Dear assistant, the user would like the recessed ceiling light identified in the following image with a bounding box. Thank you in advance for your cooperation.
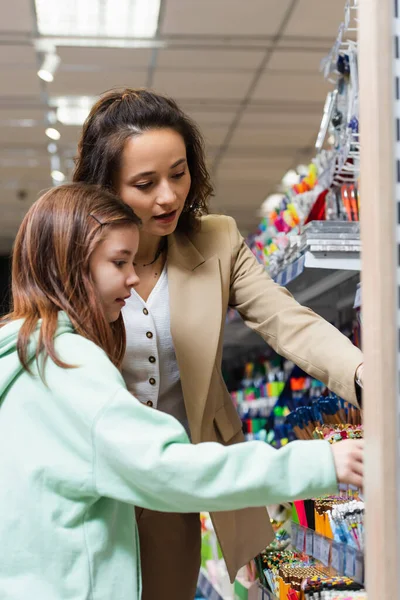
[35,0,161,39]
[51,170,65,183]
[45,127,61,141]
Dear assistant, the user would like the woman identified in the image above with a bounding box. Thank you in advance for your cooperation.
[0,182,363,600]
[73,89,364,599]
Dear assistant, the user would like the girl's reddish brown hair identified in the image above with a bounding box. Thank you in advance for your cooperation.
[0,183,141,372]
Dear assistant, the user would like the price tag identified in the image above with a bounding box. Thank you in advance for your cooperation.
[296,526,305,552]
[313,534,322,561]
[305,530,314,556]
[354,552,364,583]
[320,536,331,567]
[291,523,298,547]
[331,541,340,572]
[345,547,356,578]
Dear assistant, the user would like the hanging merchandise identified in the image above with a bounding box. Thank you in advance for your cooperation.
[249,1,360,282]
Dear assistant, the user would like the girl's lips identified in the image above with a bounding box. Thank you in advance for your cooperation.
[153,210,177,224]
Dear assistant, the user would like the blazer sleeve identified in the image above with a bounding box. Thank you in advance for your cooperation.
[93,387,338,512]
[226,217,363,405]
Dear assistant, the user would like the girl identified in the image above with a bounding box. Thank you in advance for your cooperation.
[73,88,364,600]
[0,183,363,600]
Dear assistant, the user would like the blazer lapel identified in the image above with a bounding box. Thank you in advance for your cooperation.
[168,231,222,441]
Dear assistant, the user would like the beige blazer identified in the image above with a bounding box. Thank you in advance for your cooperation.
[167,214,363,581]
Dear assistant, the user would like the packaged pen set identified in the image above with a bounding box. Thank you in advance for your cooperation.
[255,548,365,600]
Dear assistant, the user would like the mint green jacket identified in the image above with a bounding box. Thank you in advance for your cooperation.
[0,313,338,599]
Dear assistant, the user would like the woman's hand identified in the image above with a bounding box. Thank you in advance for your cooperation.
[331,439,364,489]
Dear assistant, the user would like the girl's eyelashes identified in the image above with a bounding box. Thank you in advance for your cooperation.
[113,260,126,268]
[172,171,185,179]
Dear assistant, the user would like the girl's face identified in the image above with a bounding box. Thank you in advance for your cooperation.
[90,224,140,322]
[117,128,191,237]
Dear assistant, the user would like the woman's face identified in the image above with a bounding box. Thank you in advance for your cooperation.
[117,128,191,237]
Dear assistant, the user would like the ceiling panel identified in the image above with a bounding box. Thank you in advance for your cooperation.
[217,156,293,180]
[0,126,80,147]
[0,0,34,32]
[229,126,317,149]
[267,50,325,72]
[156,49,265,70]
[0,165,50,181]
[0,108,46,122]
[252,72,331,103]
[49,70,148,97]
[0,45,37,66]
[58,47,152,69]
[152,70,254,100]
[214,180,270,205]
[161,0,292,35]
[277,37,332,50]
[0,70,42,97]
[185,110,236,128]
[201,125,231,146]
[284,0,347,37]
[0,126,48,144]
[240,110,321,129]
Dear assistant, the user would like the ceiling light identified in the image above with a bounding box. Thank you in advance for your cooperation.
[45,127,61,140]
[37,52,61,82]
[57,106,90,126]
[51,170,65,183]
[47,143,58,154]
[53,96,94,126]
[35,0,161,39]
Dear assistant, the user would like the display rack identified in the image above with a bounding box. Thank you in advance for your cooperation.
[275,250,360,307]
[290,523,364,585]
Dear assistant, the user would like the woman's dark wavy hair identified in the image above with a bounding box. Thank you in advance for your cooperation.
[73,88,213,231]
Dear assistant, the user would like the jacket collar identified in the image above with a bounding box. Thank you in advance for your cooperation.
[167,229,205,272]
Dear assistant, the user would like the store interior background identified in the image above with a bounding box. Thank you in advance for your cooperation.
[0,0,354,347]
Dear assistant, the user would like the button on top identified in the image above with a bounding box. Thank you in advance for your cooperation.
[146,400,153,407]
[146,331,153,339]
[149,356,156,364]
[143,308,149,315]
[149,377,156,385]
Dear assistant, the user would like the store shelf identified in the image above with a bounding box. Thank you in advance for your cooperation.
[274,251,360,287]
[291,523,364,584]
[274,251,360,307]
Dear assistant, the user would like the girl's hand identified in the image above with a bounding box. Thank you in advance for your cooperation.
[331,439,364,489]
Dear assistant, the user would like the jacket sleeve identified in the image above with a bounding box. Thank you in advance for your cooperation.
[93,387,338,512]
[226,217,363,405]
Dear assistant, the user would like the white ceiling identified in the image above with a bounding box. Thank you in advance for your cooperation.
[0,0,347,253]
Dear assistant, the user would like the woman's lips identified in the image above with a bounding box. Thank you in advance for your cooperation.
[153,210,177,224]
